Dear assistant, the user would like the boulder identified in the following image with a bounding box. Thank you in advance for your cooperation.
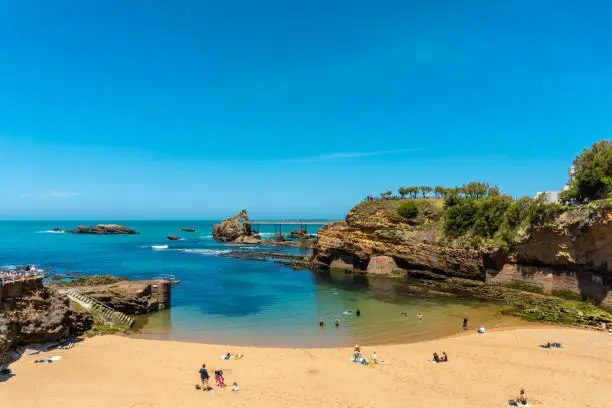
[180,228,196,232]
[366,256,399,275]
[66,224,139,235]
[167,235,180,241]
[212,210,253,242]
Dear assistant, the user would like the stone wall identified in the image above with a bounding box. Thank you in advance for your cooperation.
[486,264,611,308]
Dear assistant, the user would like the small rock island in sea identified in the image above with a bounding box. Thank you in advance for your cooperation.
[212,209,261,244]
[65,224,139,235]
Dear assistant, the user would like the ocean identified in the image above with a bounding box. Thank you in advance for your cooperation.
[0,221,519,346]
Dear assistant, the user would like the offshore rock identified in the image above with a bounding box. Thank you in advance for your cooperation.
[167,235,180,241]
[66,224,139,235]
[212,210,253,242]
[180,228,196,232]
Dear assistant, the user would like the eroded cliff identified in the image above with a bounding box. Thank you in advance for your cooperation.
[311,199,612,307]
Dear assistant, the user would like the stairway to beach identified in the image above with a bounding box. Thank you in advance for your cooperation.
[64,290,135,327]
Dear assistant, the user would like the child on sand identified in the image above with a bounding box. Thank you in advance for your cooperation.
[231,382,239,391]
[417,312,423,320]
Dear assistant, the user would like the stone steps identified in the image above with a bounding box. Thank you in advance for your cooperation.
[65,290,134,327]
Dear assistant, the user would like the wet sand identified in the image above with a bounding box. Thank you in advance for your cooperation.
[2,328,611,408]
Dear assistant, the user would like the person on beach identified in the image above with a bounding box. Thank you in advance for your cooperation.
[432,352,440,363]
[231,382,239,391]
[335,318,340,327]
[478,325,485,334]
[199,364,210,391]
[223,353,233,360]
[353,344,361,360]
[417,312,423,320]
[214,370,225,387]
[517,389,527,405]
[462,318,468,330]
[440,352,448,362]
[356,309,361,317]
[372,352,377,364]
[319,319,324,328]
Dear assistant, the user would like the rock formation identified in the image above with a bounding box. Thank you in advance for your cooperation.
[66,224,139,235]
[180,228,196,232]
[311,200,612,308]
[60,278,173,315]
[212,210,254,242]
[167,235,180,241]
[0,287,92,365]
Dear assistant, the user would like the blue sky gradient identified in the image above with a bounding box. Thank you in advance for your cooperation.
[1,0,610,219]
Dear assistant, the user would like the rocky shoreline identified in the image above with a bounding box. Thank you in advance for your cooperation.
[309,199,612,309]
[1,274,173,365]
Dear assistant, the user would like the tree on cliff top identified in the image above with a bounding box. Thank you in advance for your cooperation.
[563,140,612,201]
[419,186,432,197]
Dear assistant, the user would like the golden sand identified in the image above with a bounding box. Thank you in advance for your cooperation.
[2,328,611,408]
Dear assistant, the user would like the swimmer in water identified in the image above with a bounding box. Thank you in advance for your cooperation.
[417,312,423,320]
[319,319,324,328]
[356,309,361,317]
[343,310,352,315]
[335,318,340,327]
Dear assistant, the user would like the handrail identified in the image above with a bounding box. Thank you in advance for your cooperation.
[66,290,134,326]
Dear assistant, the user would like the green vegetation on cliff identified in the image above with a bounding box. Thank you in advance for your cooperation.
[444,195,566,248]
[561,140,612,202]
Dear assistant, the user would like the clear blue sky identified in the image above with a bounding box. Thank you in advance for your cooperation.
[1,0,610,219]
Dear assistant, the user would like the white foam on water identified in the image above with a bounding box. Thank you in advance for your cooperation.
[258,233,275,238]
[35,230,65,234]
[200,235,213,239]
[152,245,169,250]
[176,249,231,256]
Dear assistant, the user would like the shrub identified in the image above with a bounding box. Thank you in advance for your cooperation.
[397,201,418,220]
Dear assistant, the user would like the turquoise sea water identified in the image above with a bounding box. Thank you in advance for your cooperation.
[0,221,520,347]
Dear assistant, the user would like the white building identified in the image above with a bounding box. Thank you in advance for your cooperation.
[535,191,560,204]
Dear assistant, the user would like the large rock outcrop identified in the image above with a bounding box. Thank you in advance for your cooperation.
[0,287,92,365]
[311,203,483,279]
[212,210,254,242]
[65,279,172,315]
[66,224,139,235]
[311,200,612,308]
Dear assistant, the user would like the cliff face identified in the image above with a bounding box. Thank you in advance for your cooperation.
[311,202,483,279]
[311,200,612,307]
[486,206,612,307]
[0,287,92,365]
[212,210,253,242]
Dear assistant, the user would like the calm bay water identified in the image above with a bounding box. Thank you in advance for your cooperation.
[0,221,520,347]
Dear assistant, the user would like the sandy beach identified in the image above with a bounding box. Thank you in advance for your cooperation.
[2,328,610,408]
